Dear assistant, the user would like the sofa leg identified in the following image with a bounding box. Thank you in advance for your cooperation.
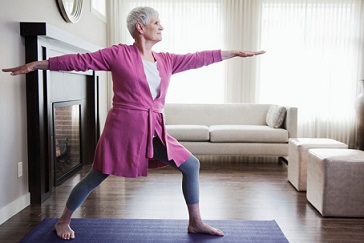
[279,157,288,164]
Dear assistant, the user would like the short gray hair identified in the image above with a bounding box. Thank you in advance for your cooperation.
[127,7,159,38]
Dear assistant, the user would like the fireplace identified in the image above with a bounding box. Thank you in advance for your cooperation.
[21,23,101,204]
[53,101,83,185]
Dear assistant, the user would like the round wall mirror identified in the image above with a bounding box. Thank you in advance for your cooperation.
[57,0,83,23]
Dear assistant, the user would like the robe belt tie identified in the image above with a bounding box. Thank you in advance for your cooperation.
[113,103,163,159]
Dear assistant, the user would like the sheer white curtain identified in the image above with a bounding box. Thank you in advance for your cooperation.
[108,0,225,104]
[223,0,263,103]
[257,0,364,147]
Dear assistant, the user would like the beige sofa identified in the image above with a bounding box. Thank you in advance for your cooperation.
[164,103,298,157]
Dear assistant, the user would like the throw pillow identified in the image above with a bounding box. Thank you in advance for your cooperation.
[266,105,286,128]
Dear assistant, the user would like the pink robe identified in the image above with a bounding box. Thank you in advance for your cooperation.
[49,43,222,177]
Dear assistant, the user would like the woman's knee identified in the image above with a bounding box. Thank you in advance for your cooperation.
[180,155,200,173]
[190,155,200,169]
[82,168,109,189]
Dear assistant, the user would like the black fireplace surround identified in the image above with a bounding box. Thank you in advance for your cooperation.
[21,22,101,204]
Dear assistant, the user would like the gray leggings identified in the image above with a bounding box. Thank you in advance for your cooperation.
[66,137,200,211]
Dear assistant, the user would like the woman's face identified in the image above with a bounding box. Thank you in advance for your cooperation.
[142,15,164,42]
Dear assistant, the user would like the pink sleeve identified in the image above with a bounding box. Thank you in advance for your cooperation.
[169,50,223,74]
[48,45,120,72]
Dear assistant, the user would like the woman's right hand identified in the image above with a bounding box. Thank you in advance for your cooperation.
[2,60,49,76]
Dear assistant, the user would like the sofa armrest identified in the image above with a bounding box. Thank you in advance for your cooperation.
[282,106,298,138]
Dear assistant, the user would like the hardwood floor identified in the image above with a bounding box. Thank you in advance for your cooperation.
[1,159,363,242]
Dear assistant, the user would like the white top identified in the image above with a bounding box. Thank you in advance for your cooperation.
[142,60,161,100]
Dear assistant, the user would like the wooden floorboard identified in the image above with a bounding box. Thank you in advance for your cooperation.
[1,160,363,242]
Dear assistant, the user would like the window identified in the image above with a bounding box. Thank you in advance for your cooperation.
[258,0,363,143]
[91,0,106,22]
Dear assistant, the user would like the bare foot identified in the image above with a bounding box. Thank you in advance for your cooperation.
[55,221,75,240]
[188,222,224,236]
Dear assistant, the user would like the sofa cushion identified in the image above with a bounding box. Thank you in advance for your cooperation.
[166,125,209,141]
[164,103,270,126]
[266,105,286,128]
[209,125,289,143]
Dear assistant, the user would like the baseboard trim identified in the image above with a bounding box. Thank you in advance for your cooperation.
[0,193,30,225]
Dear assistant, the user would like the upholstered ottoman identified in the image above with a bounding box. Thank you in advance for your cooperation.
[307,149,364,217]
[288,138,348,191]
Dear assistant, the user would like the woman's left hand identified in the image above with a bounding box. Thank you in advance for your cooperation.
[221,50,266,60]
[237,50,266,57]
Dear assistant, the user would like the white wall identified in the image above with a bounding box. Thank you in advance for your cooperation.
[0,0,108,224]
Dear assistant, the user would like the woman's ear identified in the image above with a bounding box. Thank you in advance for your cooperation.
[136,22,144,34]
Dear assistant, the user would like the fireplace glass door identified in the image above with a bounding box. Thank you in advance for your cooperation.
[53,101,82,185]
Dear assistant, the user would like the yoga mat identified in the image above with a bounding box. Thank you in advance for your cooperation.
[20,218,289,243]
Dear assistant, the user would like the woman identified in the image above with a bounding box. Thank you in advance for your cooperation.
[3,7,265,240]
